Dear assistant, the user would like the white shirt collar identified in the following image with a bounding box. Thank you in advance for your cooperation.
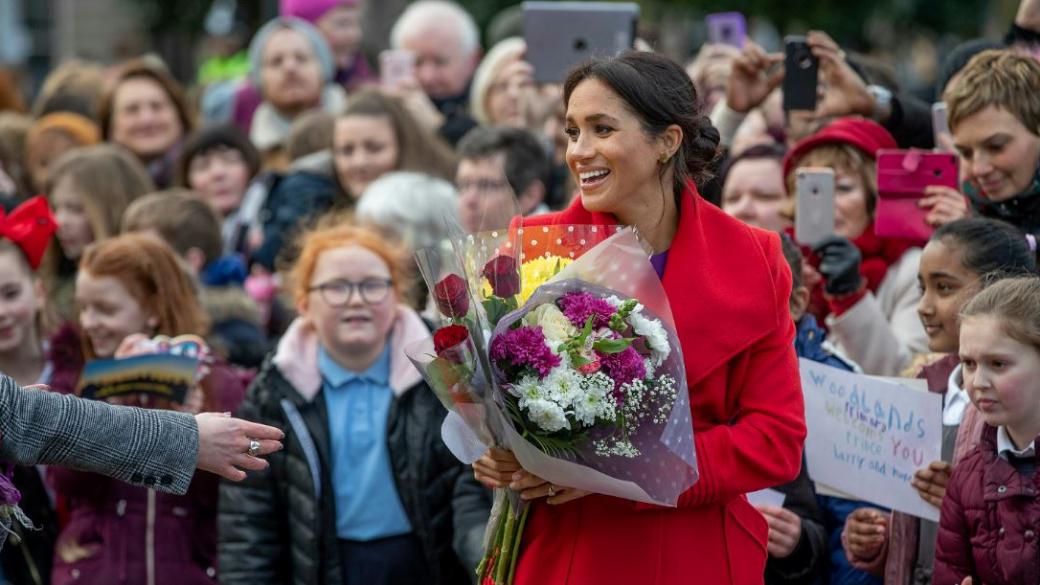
[996,425,1036,459]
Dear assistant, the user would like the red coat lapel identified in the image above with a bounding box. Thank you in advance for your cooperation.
[519,184,788,387]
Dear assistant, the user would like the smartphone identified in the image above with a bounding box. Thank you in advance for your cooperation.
[706,12,746,48]
[795,167,835,246]
[379,49,416,88]
[931,102,954,153]
[783,36,819,111]
[875,149,959,240]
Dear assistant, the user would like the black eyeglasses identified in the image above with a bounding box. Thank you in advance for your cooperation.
[308,278,393,306]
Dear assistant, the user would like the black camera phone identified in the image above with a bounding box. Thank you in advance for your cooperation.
[783,35,819,111]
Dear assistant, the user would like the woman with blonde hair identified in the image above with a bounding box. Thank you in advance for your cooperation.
[469,37,537,128]
[47,233,245,585]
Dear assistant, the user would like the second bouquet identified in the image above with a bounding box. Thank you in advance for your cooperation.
[407,225,698,585]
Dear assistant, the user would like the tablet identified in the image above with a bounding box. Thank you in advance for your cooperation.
[523,1,639,84]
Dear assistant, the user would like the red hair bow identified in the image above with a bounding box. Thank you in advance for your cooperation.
[0,196,58,270]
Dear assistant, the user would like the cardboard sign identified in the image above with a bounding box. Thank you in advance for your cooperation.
[800,359,943,521]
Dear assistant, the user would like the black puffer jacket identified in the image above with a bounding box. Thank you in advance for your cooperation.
[218,316,490,585]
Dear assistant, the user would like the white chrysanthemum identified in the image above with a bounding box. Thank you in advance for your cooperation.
[629,310,671,365]
[523,303,578,349]
[512,374,543,401]
[543,366,584,408]
[605,295,624,308]
[524,398,570,433]
[573,372,616,426]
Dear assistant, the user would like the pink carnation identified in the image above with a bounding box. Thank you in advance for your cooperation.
[490,326,561,378]
[601,346,647,394]
[558,292,616,329]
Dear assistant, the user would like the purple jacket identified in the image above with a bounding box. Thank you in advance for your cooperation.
[47,326,245,585]
[933,424,1040,585]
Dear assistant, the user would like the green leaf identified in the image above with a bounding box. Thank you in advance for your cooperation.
[593,338,634,354]
[483,297,513,326]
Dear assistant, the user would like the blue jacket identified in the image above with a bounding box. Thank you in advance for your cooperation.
[795,316,883,585]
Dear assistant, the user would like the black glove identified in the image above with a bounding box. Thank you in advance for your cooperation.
[813,235,863,295]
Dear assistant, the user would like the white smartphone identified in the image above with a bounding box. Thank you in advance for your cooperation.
[795,167,835,246]
[379,50,416,87]
[932,102,954,153]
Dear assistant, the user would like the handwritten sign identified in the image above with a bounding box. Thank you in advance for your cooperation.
[800,359,942,521]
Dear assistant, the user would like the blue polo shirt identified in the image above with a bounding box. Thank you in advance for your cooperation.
[318,345,412,541]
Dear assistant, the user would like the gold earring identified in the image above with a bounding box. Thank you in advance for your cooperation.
[659,153,670,164]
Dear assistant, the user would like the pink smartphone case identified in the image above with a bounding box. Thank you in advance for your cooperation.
[875,149,959,241]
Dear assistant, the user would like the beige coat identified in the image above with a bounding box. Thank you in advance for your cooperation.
[827,248,928,376]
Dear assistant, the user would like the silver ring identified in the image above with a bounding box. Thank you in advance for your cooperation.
[547,484,555,497]
[247,439,261,457]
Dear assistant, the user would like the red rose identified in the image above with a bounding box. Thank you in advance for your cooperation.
[434,324,470,362]
[433,274,469,319]
[482,255,521,298]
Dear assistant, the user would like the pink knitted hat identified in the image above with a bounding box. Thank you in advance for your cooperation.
[279,0,357,24]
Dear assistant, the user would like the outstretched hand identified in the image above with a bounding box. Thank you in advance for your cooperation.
[195,412,284,482]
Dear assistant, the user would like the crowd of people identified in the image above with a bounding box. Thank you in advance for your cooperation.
[1,0,1040,583]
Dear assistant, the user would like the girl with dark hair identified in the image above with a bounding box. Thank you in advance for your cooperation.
[473,50,806,585]
[844,217,1036,584]
[177,124,263,255]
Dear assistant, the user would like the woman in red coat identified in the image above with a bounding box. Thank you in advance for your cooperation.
[473,51,806,584]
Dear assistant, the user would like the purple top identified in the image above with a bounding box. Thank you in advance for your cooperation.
[650,250,669,279]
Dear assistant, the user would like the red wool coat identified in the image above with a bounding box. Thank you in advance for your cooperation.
[511,184,806,585]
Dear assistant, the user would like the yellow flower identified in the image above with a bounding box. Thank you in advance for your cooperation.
[481,255,573,304]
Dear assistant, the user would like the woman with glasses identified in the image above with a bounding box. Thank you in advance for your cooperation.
[218,219,490,585]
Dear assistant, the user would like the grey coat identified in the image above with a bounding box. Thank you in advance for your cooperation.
[0,374,198,494]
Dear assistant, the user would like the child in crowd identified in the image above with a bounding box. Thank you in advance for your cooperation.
[771,234,877,585]
[41,144,154,322]
[934,276,1040,585]
[0,197,58,584]
[122,190,269,369]
[844,218,1036,583]
[176,124,262,256]
[47,234,245,585]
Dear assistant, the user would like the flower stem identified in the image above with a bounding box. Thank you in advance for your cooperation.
[495,499,518,583]
[506,504,530,584]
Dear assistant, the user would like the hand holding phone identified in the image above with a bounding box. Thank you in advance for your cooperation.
[875,149,959,239]
[795,167,835,246]
[783,36,819,111]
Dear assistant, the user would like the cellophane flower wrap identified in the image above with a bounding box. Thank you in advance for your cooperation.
[407,226,698,585]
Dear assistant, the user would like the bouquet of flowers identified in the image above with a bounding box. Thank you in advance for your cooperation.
[407,226,698,585]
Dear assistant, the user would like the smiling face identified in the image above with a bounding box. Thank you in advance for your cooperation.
[333,114,400,198]
[300,245,397,365]
[110,77,184,161]
[0,248,42,356]
[75,270,155,358]
[260,27,324,116]
[917,238,980,353]
[564,78,678,222]
[721,157,790,232]
[960,314,1040,445]
[51,176,95,262]
[953,105,1040,202]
